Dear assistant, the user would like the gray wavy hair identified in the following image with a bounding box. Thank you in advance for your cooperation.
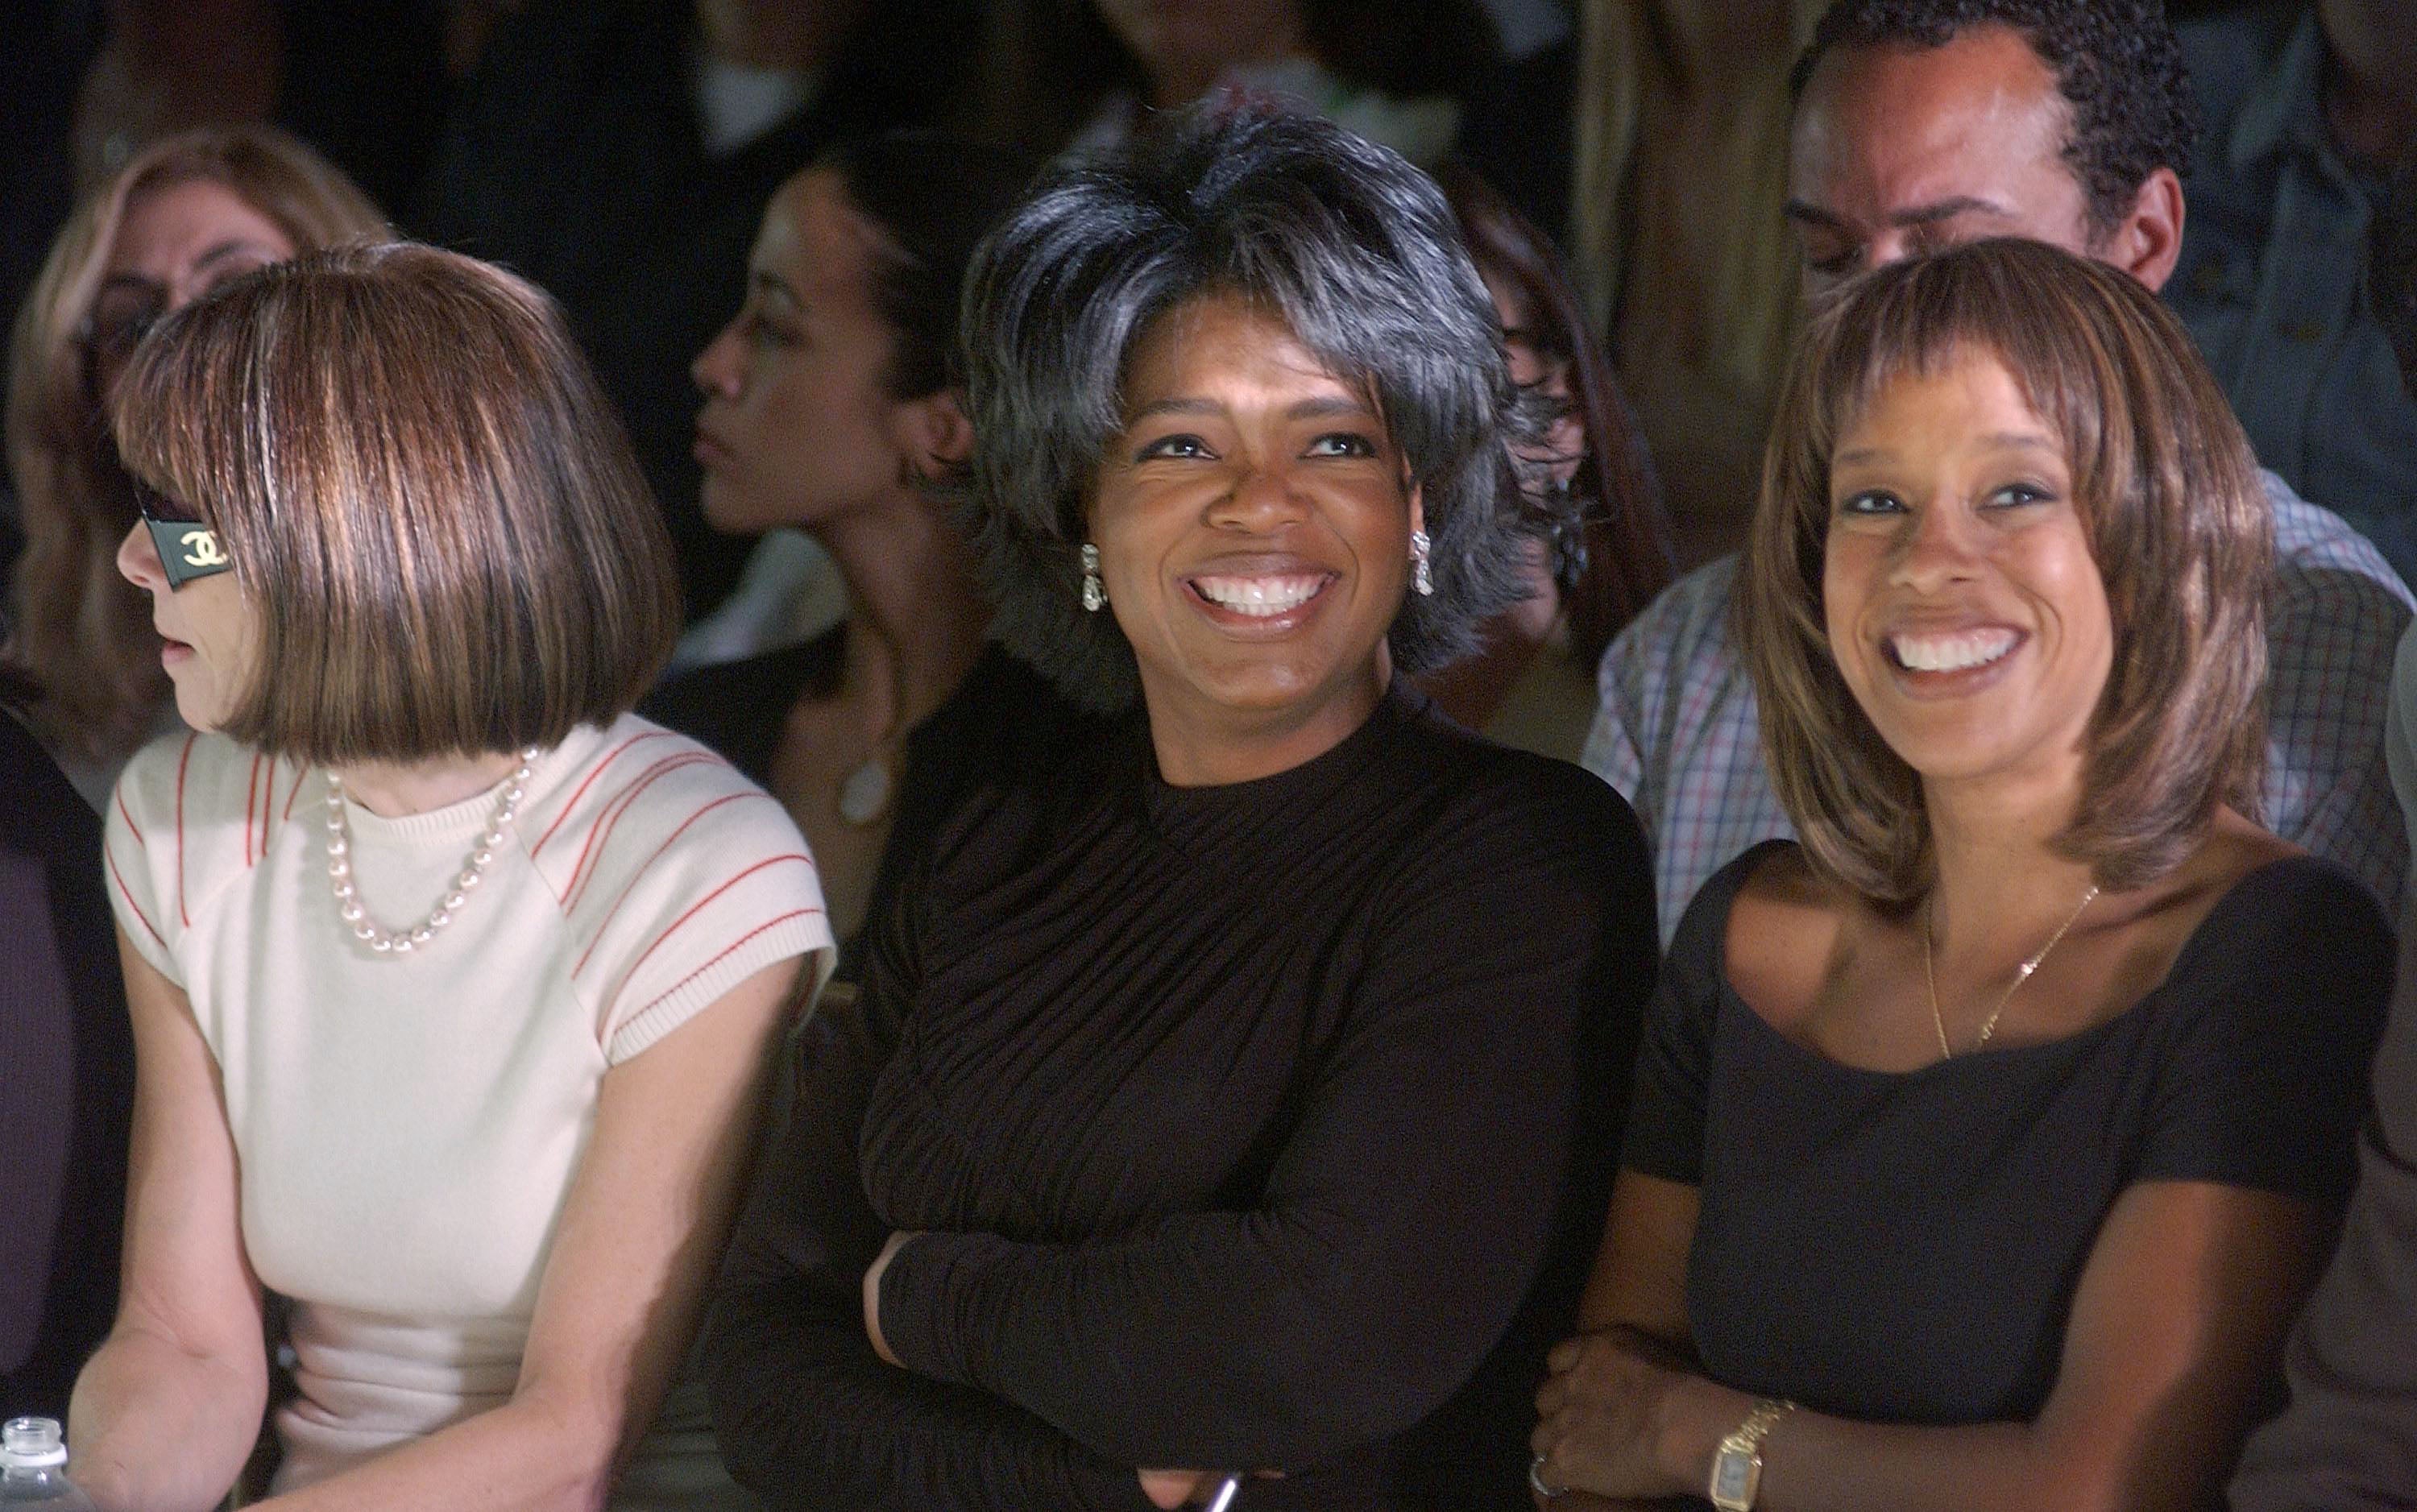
[957,104,1539,713]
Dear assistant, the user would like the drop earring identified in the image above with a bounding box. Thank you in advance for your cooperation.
[1080,542,1106,611]
[1409,529,1433,596]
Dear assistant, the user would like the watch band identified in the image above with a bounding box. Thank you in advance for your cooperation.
[1707,1398,1796,1511]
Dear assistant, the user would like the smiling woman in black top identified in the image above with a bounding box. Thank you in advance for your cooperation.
[702,106,1658,1511]
[1529,240,2393,1512]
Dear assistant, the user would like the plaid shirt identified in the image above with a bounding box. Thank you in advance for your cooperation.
[1585,472,2415,942]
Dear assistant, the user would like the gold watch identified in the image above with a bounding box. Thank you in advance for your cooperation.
[1707,1398,1795,1511]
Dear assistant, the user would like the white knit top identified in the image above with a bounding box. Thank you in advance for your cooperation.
[105,715,831,1502]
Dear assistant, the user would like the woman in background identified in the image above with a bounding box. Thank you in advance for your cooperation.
[4,125,385,803]
[1419,160,1674,760]
[647,131,1075,962]
[73,243,829,1512]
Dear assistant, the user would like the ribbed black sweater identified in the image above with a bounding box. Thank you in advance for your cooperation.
[705,684,1657,1510]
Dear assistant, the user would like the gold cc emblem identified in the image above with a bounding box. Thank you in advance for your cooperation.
[179,528,227,569]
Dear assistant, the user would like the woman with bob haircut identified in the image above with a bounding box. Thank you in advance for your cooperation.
[73,242,833,1512]
[5,124,388,803]
[705,105,1657,1510]
[1529,238,2393,1512]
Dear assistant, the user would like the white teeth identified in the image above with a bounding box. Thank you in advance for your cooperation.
[1891,628,2017,673]
[1195,574,1323,616]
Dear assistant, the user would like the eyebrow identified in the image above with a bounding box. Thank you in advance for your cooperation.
[1127,395,1375,424]
[1833,431,2061,467]
[93,272,160,300]
[746,269,799,305]
[1783,196,2015,230]
[189,238,279,271]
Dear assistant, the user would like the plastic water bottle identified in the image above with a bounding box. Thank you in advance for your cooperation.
[0,1419,97,1508]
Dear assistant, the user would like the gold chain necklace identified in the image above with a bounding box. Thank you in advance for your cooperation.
[1922,883,2100,1058]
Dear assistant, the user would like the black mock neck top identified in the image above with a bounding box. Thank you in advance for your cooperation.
[707,683,1658,1510]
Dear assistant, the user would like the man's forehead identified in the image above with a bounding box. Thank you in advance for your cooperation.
[1788,26,2077,217]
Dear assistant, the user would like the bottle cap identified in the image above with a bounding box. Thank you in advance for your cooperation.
[0,1417,68,1469]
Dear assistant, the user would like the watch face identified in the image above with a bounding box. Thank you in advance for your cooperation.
[1711,1448,1760,1510]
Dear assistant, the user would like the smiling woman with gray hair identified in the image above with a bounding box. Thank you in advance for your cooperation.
[704,104,1658,1511]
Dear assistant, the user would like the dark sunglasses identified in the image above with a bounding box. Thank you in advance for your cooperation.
[131,477,232,590]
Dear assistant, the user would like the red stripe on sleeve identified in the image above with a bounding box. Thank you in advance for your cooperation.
[115,789,145,847]
[570,792,793,976]
[108,845,168,953]
[174,734,197,928]
[283,764,305,822]
[599,854,816,1004]
[624,908,824,1029]
[243,753,261,868]
[560,752,720,910]
[531,731,675,857]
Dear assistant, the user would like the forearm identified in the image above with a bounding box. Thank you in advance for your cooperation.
[879,954,1631,1468]
[1635,1377,2177,1512]
[709,1279,1152,1512]
[70,1325,266,1512]
[1726,1407,2112,1512]
[878,1217,1356,1465]
[244,1392,619,1512]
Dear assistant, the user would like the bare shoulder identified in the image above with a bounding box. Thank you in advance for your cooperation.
[1726,845,1851,1022]
[2146,809,2305,926]
[2096,810,2309,1001]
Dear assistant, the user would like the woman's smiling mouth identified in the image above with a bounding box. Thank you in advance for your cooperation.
[1189,573,1333,618]
[1887,626,2020,673]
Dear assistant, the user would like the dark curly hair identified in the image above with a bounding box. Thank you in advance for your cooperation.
[1789,0,2197,241]
[958,104,1536,714]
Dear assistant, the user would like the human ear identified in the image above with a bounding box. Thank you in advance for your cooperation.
[895,389,974,482]
[2105,167,2186,293]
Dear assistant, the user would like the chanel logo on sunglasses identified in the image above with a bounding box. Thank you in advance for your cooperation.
[178,528,227,569]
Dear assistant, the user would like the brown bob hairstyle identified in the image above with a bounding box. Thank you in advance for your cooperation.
[110,242,681,767]
[1739,237,2269,905]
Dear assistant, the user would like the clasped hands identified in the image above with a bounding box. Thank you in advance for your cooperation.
[860,1231,1267,1510]
[1532,1324,1739,1507]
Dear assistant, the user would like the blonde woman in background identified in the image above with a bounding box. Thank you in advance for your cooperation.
[4,124,384,804]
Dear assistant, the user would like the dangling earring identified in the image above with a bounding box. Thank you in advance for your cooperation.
[1409,528,1434,597]
[1080,542,1106,612]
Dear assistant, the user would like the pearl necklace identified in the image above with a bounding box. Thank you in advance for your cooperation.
[324,748,539,955]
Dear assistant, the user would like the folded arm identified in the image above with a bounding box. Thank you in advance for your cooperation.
[704,991,1159,1512]
[1539,1170,2327,1512]
[873,810,1650,1471]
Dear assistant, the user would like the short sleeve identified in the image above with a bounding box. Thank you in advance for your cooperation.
[102,735,199,986]
[1620,843,1775,1183]
[2135,859,2394,1210]
[558,739,835,1063]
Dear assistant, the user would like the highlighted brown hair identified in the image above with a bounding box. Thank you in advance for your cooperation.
[1739,238,2267,903]
[110,242,679,765]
